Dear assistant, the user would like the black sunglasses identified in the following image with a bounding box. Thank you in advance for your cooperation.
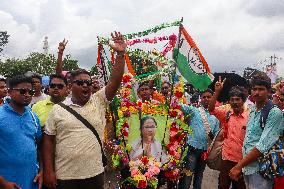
[50,83,65,89]
[12,88,35,96]
[72,80,92,86]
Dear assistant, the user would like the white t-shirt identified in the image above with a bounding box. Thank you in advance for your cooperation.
[45,88,109,180]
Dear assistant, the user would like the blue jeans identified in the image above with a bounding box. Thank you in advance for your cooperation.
[244,173,273,189]
[178,146,206,189]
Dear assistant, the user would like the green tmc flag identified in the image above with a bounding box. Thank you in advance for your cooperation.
[174,25,214,91]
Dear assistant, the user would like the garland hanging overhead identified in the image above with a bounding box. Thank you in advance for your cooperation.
[126,34,177,46]
[98,20,182,45]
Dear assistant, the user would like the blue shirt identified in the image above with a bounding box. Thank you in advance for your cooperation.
[0,101,42,189]
[243,105,283,175]
[182,105,220,150]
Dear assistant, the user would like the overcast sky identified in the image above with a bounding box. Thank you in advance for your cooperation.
[0,0,283,77]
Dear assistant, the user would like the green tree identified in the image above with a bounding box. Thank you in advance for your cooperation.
[0,31,9,53]
[0,58,31,77]
[0,52,79,77]
[90,65,99,76]
[25,52,56,75]
[62,54,79,71]
[129,49,158,75]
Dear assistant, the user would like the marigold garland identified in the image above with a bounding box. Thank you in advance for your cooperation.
[112,74,192,184]
[162,81,191,181]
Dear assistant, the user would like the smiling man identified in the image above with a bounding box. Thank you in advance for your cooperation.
[209,77,249,189]
[42,32,126,189]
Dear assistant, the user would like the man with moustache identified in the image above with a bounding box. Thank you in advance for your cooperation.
[209,77,249,189]
[229,74,283,189]
[32,74,68,129]
[0,75,42,189]
[43,32,126,189]
[161,81,171,99]
[137,81,152,102]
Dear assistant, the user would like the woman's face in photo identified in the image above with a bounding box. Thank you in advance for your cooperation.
[142,118,157,139]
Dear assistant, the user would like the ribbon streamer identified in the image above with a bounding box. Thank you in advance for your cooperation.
[98,20,182,44]
[126,34,177,46]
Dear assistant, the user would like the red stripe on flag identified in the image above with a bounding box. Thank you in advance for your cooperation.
[125,53,136,76]
[97,44,102,65]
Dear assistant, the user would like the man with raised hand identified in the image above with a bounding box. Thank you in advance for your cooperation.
[55,39,68,75]
[208,76,249,189]
[229,74,283,189]
[43,32,126,189]
[178,89,220,189]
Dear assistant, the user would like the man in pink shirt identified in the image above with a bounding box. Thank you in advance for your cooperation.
[209,77,249,189]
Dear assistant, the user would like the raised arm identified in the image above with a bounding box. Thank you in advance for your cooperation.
[105,32,127,101]
[55,39,68,74]
[208,76,226,112]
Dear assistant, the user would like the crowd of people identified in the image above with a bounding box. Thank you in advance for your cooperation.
[0,31,283,189]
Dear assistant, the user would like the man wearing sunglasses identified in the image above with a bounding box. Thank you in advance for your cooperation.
[43,32,126,189]
[0,75,42,189]
[32,74,68,129]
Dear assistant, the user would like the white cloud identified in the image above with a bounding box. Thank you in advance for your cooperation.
[0,0,283,77]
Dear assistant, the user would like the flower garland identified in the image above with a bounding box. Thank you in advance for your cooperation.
[133,64,174,85]
[162,81,192,181]
[126,48,172,67]
[98,20,182,44]
[112,73,170,171]
[124,156,161,189]
[112,74,192,186]
[111,74,134,169]
[126,34,177,46]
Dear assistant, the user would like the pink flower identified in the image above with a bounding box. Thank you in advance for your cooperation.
[131,168,139,177]
[170,127,178,137]
[121,157,129,164]
[149,166,160,175]
[174,152,181,159]
[144,171,153,178]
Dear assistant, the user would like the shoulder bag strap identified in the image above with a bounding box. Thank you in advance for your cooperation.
[58,103,107,166]
[199,107,214,140]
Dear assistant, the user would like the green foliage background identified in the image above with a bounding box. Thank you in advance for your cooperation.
[0,52,79,77]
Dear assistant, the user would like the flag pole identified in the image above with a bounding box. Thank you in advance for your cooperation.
[97,37,119,144]
[97,37,108,85]
[173,17,183,62]
[160,17,184,162]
